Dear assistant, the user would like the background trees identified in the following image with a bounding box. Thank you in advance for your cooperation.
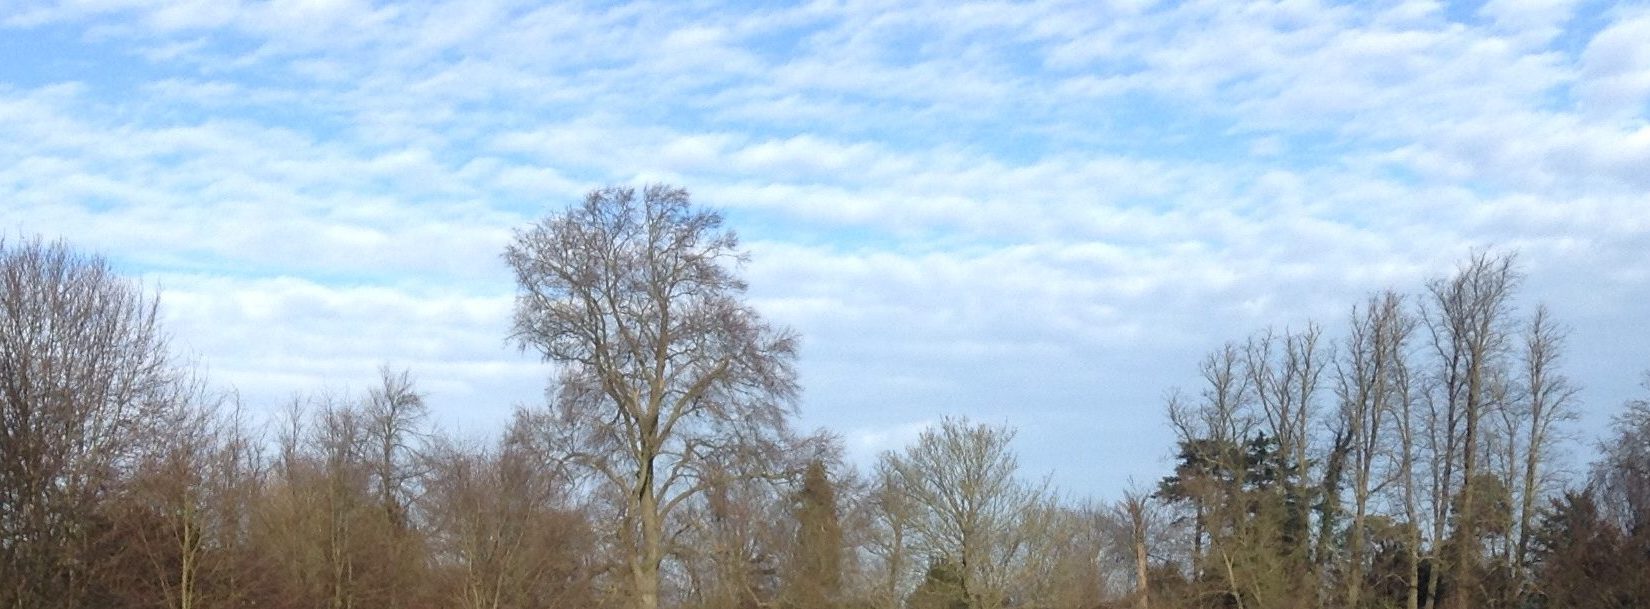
[421,413,595,609]
[1527,381,1650,609]
[5,208,1636,609]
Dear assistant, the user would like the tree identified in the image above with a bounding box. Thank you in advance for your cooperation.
[0,238,193,609]
[1528,383,1650,608]
[1335,291,1414,609]
[1116,489,1157,609]
[1506,306,1577,582]
[1591,375,1650,547]
[505,184,800,609]
[1523,381,1650,608]
[1161,343,1253,589]
[866,459,920,609]
[1161,345,1308,609]
[879,418,1046,609]
[1528,492,1642,609]
[1242,325,1324,598]
[110,394,249,609]
[905,560,970,609]
[1421,252,1519,609]
[362,368,428,609]
[785,460,844,609]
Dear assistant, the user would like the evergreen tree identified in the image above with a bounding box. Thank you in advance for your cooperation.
[785,460,844,609]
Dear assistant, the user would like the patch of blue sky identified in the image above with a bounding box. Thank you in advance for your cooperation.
[1439,0,1491,26]
[3,29,231,104]
[1550,0,1619,56]
[0,26,117,88]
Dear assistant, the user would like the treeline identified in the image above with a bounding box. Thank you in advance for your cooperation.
[1140,253,1650,609]
[3,185,1648,609]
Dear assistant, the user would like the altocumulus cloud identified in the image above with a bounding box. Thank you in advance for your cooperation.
[3,0,1649,495]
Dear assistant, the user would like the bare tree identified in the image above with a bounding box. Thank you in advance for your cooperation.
[1161,344,1255,606]
[1592,374,1650,538]
[1421,251,1519,609]
[114,392,242,609]
[863,460,918,609]
[1508,305,1577,581]
[363,367,428,609]
[0,239,192,609]
[505,185,800,609]
[879,417,1047,609]
[1336,291,1414,608]
[1388,327,1425,609]
[365,367,426,534]
[1243,325,1323,589]
[1116,489,1158,609]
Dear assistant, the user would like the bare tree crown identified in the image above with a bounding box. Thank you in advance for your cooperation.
[504,184,800,609]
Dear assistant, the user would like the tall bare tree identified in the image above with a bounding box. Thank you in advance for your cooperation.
[1388,326,1425,609]
[1507,305,1577,582]
[1160,344,1259,607]
[1336,291,1414,608]
[505,184,800,609]
[362,368,428,609]
[1243,324,1323,589]
[1421,252,1519,609]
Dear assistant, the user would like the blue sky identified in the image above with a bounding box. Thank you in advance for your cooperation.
[5,0,1650,497]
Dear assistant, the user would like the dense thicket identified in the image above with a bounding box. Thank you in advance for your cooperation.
[3,191,1645,609]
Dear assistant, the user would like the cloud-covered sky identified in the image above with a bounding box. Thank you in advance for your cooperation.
[5,0,1649,497]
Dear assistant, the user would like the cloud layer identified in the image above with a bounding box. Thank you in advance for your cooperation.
[4,0,1648,495]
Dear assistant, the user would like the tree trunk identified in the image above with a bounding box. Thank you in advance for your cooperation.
[1406,543,1420,609]
[635,457,662,609]
[1133,535,1150,609]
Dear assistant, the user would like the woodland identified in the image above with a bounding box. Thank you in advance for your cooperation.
[3,184,1648,609]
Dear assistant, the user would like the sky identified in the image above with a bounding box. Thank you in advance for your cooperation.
[4,0,1649,498]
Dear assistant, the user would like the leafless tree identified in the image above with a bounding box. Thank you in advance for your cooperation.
[878,417,1048,609]
[365,367,427,534]
[1163,343,1254,601]
[1507,305,1577,581]
[1243,324,1324,592]
[358,367,429,609]
[505,185,800,609]
[115,391,244,609]
[1335,291,1414,608]
[1421,251,1519,609]
[0,238,193,609]
[863,459,918,609]
[1115,488,1158,609]
[1592,373,1650,536]
[1387,330,1426,609]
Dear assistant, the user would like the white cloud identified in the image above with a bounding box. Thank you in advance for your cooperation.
[3,0,1648,497]
[1577,10,1650,119]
